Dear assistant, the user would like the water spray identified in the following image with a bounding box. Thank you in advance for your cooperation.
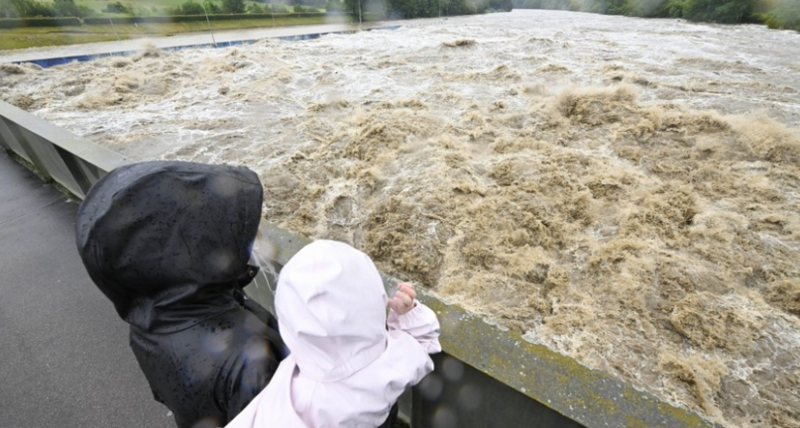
[202,3,217,48]
[108,16,121,42]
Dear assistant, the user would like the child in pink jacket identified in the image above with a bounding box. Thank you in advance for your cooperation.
[225,239,442,428]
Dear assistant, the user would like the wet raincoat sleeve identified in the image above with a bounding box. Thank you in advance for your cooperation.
[225,349,280,422]
[387,300,442,354]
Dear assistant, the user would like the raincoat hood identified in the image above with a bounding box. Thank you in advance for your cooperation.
[75,161,263,333]
[225,239,440,428]
[275,239,388,382]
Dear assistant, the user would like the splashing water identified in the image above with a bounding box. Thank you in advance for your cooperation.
[249,233,280,296]
[3,10,800,428]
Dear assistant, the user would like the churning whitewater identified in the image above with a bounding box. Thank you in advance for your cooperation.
[2,10,800,428]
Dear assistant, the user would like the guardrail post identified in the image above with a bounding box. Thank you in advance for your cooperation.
[0,117,13,152]
[4,120,54,182]
[53,145,101,196]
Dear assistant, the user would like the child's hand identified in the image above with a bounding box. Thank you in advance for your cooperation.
[388,282,417,316]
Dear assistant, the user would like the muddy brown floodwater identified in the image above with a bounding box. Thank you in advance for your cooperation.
[2,10,800,428]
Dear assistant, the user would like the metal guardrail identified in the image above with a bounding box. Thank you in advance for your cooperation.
[1,55,724,428]
[0,101,128,199]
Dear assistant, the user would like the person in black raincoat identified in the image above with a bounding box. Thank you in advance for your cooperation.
[75,161,284,428]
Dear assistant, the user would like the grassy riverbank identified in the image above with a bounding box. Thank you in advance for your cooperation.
[0,15,350,50]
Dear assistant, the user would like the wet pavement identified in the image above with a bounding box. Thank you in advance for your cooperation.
[0,151,175,428]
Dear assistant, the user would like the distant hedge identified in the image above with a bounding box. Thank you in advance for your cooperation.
[84,12,333,25]
[0,16,80,28]
[512,0,799,30]
[1,12,339,28]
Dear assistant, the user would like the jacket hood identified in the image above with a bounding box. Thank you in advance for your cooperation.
[275,240,388,382]
[75,161,263,333]
[226,241,439,428]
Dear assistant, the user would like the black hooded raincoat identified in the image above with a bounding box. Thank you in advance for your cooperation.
[75,161,282,428]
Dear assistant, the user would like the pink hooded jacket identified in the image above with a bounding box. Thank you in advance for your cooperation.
[225,240,441,428]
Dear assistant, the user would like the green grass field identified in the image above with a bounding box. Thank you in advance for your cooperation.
[77,0,303,16]
[0,0,352,51]
[0,14,353,50]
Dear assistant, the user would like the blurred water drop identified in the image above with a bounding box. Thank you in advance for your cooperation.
[209,176,237,197]
[202,328,232,354]
[207,248,234,273]
[242,340,268,362]
[457,384,482,410]
[250,235,279,294]
[432,406,458,428]
[441,356,465,382]
[418,374,444,401]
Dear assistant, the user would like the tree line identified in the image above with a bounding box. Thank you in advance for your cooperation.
[512,0,799,31]
[0,0,511,19]
[1,0,88,18]
[0,0,324,18]
[172,0,321,15]
[377,0,513,18]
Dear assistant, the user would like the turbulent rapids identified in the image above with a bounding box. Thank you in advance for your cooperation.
[2,10,800,428]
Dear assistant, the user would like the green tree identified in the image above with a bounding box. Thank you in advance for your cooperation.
[204,0,222,13]
[222,0,245,13]
[181,0,205,14]
[28,0,54,16]
[683,0,754,22]
[344,0,365,17]
[0,0,21,17]
[2,0,56,16]
[607,0,632,14]
[325,0,344,11]
[628,0,668,15]
[582,0,632,14]
[512,0,575,10]
[247,1,266,12]
[762,0,799,28]
[53,0,80,16]
[489,0,513,11]
[440,0,476,15]
[104,1,130,13]
[386,0,444,18]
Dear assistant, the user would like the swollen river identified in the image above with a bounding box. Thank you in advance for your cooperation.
[2,10,800,428]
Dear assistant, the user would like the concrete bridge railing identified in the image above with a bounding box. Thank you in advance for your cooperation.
[2,74,721,428]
